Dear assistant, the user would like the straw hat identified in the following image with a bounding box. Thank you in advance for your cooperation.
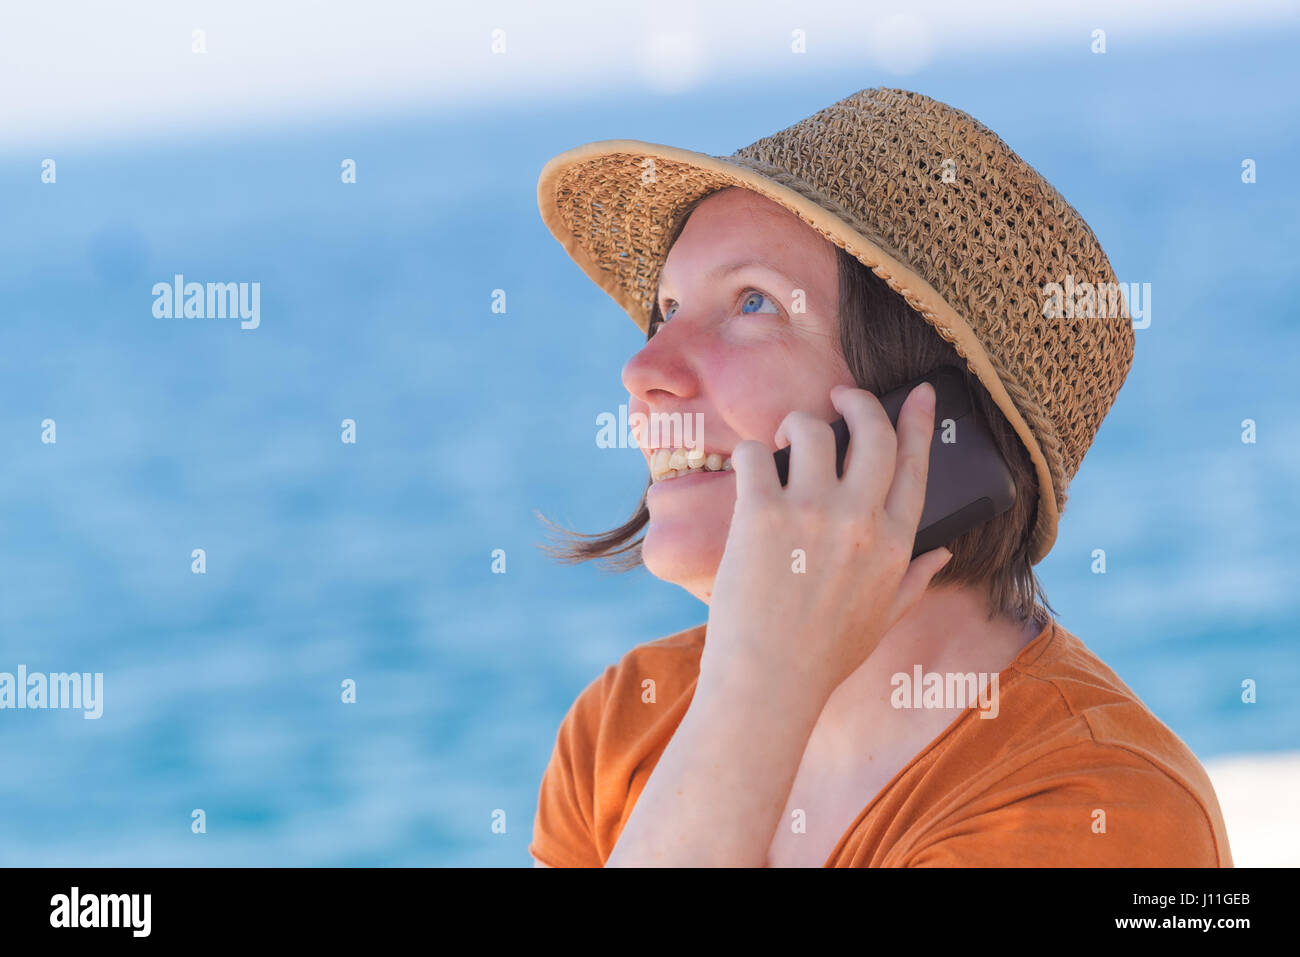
[536,87,1134,564]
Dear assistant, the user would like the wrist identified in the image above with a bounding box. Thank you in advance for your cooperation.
[694,649,831,729]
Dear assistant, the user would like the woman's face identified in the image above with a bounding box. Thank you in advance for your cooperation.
[622,187,855,602]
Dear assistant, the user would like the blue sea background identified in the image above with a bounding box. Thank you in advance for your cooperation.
[1,26,1298,865]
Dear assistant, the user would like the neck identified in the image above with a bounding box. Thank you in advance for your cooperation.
[810,582,1045,761]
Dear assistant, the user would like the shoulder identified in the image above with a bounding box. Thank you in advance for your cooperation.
[905,621,1233,866]
[601,622,707,701]
[1011,622,1225,814]
[566,622,707,759]
[530,623,705,867]
[559,622,705,724]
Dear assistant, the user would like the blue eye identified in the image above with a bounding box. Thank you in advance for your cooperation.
[740,290,780,315]
[655,288,780,325]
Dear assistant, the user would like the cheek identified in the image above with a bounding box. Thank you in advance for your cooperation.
[713,365,845,445]
[705,357,800,444]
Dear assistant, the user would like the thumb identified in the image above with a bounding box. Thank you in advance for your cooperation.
[887,546,954,625]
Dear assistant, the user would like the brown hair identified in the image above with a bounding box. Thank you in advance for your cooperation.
[537,190,1055,624]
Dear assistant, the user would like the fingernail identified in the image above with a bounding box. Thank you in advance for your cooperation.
[918,382,936,411]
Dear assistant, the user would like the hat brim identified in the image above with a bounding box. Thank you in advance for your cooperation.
[537,138,1059,565]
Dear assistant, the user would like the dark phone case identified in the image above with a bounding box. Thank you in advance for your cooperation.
[771,366,1016,559]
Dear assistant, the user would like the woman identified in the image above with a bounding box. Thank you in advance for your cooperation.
[529,88,1232,867]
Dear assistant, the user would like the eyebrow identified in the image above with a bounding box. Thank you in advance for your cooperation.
[655,258,803,304]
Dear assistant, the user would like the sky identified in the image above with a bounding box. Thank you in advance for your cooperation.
[3,0,1298,151]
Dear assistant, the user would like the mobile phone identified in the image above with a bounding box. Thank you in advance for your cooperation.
[771,365,1016,559]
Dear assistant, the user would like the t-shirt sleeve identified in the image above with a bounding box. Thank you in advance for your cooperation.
[529,665,613,868]
[901,742,1226,867]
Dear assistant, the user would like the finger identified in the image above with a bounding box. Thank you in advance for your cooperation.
[828,385,896,504]
[730,438,780,503]
[886,546,954,626]
[773,410,838,491]
[883,382,937,529]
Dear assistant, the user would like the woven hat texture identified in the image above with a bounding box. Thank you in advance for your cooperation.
[537,87,1135,564]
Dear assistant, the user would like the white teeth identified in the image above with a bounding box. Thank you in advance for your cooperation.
[650,448,732,483]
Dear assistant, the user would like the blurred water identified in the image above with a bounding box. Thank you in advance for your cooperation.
[1,27,1298,865]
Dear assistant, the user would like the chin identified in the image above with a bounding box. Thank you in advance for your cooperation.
[641,521,725,590]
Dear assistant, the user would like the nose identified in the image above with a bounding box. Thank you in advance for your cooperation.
[620,320,703,412]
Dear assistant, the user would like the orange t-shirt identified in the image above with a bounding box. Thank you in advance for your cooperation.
[530,617,1233,867]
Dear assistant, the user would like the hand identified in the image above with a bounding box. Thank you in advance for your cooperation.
[698,382,954,706]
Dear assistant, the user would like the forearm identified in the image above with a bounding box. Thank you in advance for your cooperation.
[604,665,826,867]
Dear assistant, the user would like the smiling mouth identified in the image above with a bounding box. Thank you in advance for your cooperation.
[648,447,733,484]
